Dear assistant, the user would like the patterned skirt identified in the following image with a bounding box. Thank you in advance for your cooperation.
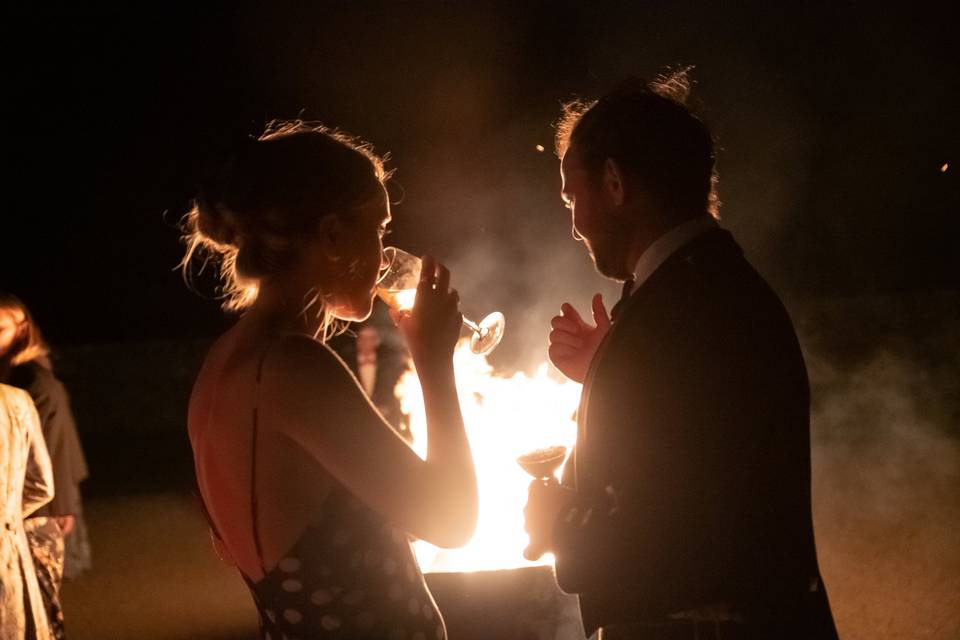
[24,517,65,640]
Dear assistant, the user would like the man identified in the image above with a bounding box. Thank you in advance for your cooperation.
[524,73,838,639]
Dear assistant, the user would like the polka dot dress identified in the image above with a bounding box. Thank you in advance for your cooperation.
[245,488,446,640]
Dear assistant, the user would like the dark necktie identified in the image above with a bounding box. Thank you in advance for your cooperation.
[610,278,635,321]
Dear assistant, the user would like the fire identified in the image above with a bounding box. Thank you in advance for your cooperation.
[395,339,580,573]
[394,289,417,311]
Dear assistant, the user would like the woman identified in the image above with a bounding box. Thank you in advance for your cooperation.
[0,294,90,640]
[0,383,55,640]
[184,121,478,639]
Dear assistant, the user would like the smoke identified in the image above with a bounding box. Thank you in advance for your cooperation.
[799,292,960,639]
[444,220,620,375]
[390,111,622,374]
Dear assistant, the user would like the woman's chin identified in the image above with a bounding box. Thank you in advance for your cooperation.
[331,299,374,323]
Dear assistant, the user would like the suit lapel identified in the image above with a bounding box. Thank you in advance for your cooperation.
[575,293,635,481]
[575,229,738,483]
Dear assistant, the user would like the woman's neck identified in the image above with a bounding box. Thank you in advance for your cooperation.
[246,281,328,338]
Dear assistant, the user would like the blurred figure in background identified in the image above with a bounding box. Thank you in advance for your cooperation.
[0,382,55,639]
[0,294,90,640]
[356,325,382,398]
[329,302,412,443]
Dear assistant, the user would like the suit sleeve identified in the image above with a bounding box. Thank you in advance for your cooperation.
[551,449,691,603]
[553,444,618,593]
[552,472,628,591]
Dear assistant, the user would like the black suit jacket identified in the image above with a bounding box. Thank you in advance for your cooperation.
[554,228,837,638]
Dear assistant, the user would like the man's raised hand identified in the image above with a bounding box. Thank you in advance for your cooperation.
[548,294,611,383]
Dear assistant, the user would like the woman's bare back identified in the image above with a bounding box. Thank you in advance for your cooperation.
[190,293,478,586]
[188,324,335,581]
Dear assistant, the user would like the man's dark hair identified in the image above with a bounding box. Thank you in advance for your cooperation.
[556,68,719,219]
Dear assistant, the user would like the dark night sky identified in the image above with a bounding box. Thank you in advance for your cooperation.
[4,2,958,363]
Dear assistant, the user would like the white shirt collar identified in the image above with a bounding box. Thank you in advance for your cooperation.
[628,215,719,294]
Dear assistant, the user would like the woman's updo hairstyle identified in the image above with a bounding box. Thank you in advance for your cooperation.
[181,120,390,311]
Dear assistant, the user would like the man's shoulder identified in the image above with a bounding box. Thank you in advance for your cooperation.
[644,229,784,310]
[612,229,797,354]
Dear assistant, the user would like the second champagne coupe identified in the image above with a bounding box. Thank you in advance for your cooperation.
[516,445,568,561]
[376,247,506,356]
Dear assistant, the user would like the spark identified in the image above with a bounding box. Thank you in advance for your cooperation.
[941,163,949,173]
[535,144,545,153]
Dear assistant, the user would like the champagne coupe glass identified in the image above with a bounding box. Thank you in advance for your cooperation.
[516,445,568,560]
[376,246,506,356]
[516,445,568,479]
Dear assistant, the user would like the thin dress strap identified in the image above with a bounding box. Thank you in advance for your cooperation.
[250,348,269,575]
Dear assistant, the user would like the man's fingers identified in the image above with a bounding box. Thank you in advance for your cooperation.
[560,302,586,328]
[549,343,578,361]
[549,329,583,348]
[523,546,545,562]
[591,293,611,330]
[550,315,581,334]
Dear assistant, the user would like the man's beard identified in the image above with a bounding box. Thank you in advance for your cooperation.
[584,225,634,282]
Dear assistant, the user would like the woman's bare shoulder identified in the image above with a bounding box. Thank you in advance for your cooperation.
[259,334,360,404]
[266,334,349,372]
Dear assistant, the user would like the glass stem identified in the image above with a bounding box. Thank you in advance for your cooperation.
[462,317,481,334]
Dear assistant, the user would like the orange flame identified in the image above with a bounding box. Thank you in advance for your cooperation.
[396,339,580,573]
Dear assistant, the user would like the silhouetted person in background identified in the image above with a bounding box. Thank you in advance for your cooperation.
[1,293,90,639]
[329,304,413,443]
[524,71,838,639]
[184,121,476,640]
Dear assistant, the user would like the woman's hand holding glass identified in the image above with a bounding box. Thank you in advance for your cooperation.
[378,247,505,355]
[390,255,462,372]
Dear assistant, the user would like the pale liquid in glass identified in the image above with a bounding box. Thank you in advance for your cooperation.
[376,287,417,311]
[376,246,505,355]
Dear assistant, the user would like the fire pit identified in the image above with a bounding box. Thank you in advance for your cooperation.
[395,341,584,638]
[426,567,583,640]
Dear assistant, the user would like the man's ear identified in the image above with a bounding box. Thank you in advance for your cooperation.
[602,158,625,207]
[317,214,343,260]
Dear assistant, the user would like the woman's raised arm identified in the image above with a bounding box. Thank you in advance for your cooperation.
[261,336,477,548]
